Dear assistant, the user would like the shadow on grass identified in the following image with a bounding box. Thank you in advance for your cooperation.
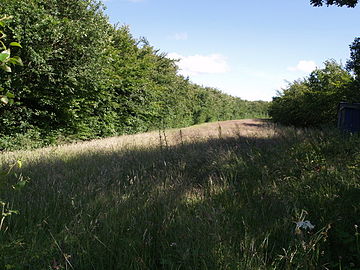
[2,130,360,269]
[241,121,272,129]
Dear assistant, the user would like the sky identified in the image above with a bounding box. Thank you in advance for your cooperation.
[102,0,360,101]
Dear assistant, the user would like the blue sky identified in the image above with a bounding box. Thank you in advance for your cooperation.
[102,0,360,101]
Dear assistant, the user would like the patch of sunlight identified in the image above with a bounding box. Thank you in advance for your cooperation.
[0,119,278,166]
[208,178,229,197]
[182,179,229,206]
[182,188,205,205]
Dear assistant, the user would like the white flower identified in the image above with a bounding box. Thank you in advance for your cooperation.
[295,220,315,230]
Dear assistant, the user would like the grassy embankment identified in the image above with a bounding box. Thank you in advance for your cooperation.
[0,119,359,269]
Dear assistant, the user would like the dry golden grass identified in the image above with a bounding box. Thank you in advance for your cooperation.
[0,119,275,165]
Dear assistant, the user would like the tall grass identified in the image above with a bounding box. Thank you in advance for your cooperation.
[0,120,359,269]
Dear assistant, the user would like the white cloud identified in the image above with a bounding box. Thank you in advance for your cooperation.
[170,32,188,41]
[288,60,317,73]
[167,53,230,76]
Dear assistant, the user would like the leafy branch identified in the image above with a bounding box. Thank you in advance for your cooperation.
[0,15,23,105]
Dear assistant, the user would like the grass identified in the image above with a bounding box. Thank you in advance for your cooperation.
[0,119,359,269]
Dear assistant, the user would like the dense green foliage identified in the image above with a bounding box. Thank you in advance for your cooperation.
[0,22,19,219]
[348,38,360,79]
[0,0,268,150]
[310,0,358,7]
[0,123,359,269]
[269,60,357,127]
[0,15,22,106]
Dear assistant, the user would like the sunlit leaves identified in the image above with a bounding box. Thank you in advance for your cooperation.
[0,16,22,109]
[9,42,21,48]
[0,50,10,62]
[0,96,8,104]
[269,60,354,127]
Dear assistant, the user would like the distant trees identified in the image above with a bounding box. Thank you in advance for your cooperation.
[0,0,268,150]
[269,60,354,126]
[348,38,360,78]
[310,0,358,7]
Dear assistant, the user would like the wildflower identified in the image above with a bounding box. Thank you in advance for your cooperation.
[170,242,177,247]
[295,220,315,230]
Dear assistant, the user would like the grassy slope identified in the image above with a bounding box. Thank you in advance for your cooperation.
[0,119,359,269]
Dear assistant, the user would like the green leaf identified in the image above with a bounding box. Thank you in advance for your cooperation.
[0,96,9,104]
[9,42,22,48]
[1,64,11,72]
[10,56,23,66]
[17,160,22,168]
[6,92,15,98]
[0,52,10,62]
[12,180,27,190]
[0,49,10,54]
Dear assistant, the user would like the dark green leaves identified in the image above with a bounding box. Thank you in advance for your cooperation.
[347,38,360,79]
[12,180,27,190]
[0,1,267,148]
[0,16,22,109]
[310,0,358,7]
[0,91,15,105]
[8,55,23,66]
[269,60,354,127]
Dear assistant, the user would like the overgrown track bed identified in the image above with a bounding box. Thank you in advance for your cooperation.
[1,119,273,163]
[0,120,359,269]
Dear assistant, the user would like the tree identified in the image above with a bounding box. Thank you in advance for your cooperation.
[0,0,113,137]
[269,60,354,127]
[347,38,360,78]
[310,0,358,7]
[310,0,360,98]
[0,0,269,150]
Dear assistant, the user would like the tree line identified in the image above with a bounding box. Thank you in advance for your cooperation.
[269,0,360,127]
[0,0,268,150]
[269,60,358,127]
